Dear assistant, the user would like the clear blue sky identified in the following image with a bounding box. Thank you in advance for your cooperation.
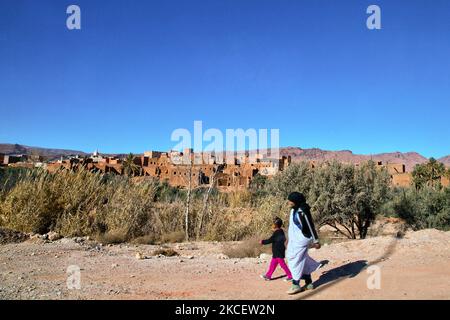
[1,0,449,158]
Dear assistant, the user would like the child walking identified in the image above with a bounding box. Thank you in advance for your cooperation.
[259,217,292,281]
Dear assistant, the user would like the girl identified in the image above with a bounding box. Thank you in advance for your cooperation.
[259,217,292,281]
[286,192,322,294]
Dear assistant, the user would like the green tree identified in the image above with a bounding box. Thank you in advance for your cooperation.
[309,161,391,239]
[412,158,445,189]
[387,186,450,231]
[309,161,356,238]
[267,162,313,198]
[352,161,391,238]
[123,153,140,177]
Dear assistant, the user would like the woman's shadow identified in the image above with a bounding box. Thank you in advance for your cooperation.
[311,260,368,289]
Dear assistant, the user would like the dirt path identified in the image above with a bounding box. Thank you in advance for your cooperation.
[0,229,449,300]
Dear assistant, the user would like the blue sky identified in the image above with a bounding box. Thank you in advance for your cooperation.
[0,0,449,158]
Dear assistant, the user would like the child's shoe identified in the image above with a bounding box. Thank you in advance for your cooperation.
[283,277,293,282]
[260,274,271,281]
[286,284,302,295]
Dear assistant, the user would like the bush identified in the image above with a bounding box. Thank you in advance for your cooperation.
[96,230,127,244]
[412,158,446,189]
[160,230,185,243]
[384,187,450,230]
[266,162,313,198]
[131,234,158,245]
[266,161,392,239]
[222,238,270,258]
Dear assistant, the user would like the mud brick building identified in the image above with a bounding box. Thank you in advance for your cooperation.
[139,148,291,189]
[44,149,291,190]
[0,154,28,166]
[44,150,448,190]
[47,153,123,175]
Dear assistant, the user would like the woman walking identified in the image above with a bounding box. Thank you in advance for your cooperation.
[286,192,322,295]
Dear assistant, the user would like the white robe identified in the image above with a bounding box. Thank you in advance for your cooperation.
[286,208,320,281]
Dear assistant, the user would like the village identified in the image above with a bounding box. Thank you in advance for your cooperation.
[2,148,448,189]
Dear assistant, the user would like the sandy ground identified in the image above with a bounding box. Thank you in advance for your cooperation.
[0,229,449,300]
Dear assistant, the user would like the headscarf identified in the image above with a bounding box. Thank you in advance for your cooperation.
[288,192,309,230]
[288,192,306,210]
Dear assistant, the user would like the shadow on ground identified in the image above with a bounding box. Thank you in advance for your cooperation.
[312,260,368,288]
[296,236,400,299]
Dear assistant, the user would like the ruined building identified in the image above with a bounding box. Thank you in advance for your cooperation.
[139,148,291,190]
[45,149,291,190]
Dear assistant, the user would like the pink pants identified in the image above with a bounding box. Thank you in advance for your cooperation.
[266,258,292,279]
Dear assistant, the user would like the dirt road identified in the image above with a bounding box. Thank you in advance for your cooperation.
[0,229,449,300]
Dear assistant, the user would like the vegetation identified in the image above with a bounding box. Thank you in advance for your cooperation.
[412,158,446,189]
[223,238,270,258]
[384,187,450,231]
[0,158,449,243]
[122,153,140,177]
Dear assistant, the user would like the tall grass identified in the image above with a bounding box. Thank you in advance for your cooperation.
[0,168,276,243]
[0,169,160,239]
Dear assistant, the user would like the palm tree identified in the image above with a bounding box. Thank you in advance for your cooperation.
[123,153,140,177]
[412,158,446,189]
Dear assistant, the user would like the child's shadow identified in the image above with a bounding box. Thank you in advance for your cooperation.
[271,275,288,280]
[312,260,368,289]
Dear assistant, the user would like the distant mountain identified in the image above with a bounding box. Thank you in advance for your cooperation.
[0,143,87,160]
[279,147,433,172]
[438,155,450,167]
[0,143,137,161]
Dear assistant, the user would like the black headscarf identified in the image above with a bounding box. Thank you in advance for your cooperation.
[287,192,306,210]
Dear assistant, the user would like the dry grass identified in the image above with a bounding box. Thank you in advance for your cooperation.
[226,190,253,208]
[95,230,127,244]
[0,169,159,238]
[160,231,185,244]
[222,238,270,258]
[131,234,158,245]
[0,168,289,243]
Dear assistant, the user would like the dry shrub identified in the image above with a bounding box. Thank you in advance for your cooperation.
[0,170,74,233]
[203,207,251,241]
[131,234,158,245]
[152,202,184,235]
[0,168,289,243]
[249,195,290,238]
[226,190,252,208]
[152,248,179,256]
[0,169,159,239]
[222,237,270,258]
[98,179,157,240]
[160,230,185,243]
[96,230,127,244]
